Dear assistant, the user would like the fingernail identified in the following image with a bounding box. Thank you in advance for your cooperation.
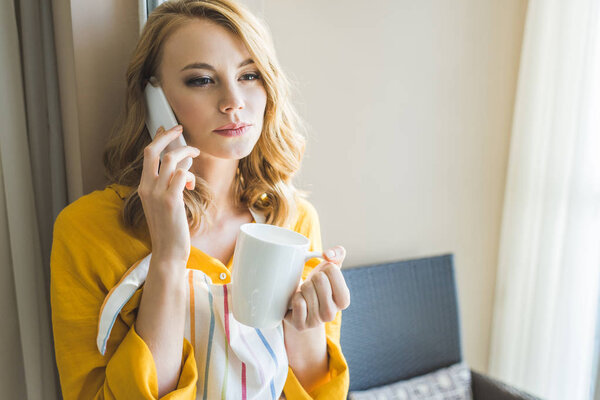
[174,125,183,131]
[326,249,335,258]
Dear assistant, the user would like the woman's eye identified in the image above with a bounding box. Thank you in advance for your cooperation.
[187,77,213,87]
[242,73,261,81]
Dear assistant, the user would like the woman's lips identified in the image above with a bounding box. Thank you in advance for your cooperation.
[214,122,251,130]
[213,125,251,137]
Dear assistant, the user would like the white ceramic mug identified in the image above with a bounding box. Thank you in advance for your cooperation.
[231,223,322,329]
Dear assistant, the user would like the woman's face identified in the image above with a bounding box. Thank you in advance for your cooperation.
[157,18,267,160]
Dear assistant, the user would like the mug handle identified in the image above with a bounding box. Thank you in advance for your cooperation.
[304,251,323,262]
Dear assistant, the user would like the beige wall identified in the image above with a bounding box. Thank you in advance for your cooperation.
[68,0,527,373]
[254,0,528,372]
[69,0,140,194]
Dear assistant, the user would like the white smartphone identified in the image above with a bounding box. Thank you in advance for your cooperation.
[144,77,193,171]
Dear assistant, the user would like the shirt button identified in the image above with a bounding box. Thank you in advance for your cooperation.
[219,272,227,280]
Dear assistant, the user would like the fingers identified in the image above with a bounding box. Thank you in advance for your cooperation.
[300,280,322,328]
[323,245,346,265]
[286,291,307,329]
[284,262,351,330]
[156,145,200,190]
[142,125,183,181]
[320,245,350,308]
[141,124,200,194]
[321,262,351,310]
[167,168,196,195]
[305,245,345,283]
[312,271,337,321]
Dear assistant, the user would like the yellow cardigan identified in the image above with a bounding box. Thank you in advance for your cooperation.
[50,184,349,399]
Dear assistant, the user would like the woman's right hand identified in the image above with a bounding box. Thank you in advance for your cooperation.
[138,125,201,266]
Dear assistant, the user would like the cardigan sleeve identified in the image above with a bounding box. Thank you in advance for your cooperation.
[282,199,350,399]
[50,207,198,399]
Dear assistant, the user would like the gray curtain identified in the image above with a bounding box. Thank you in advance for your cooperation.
[16,0,68,300]
[1,0,68,398]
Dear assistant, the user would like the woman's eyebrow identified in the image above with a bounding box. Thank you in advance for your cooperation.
[180,58,254,72]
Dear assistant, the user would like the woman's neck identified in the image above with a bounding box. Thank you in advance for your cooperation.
[190,154,241,221]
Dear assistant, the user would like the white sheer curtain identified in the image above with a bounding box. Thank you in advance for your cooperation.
[488,0,600,399]
[595,309,600,400]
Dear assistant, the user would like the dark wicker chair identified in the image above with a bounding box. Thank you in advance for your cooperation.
[340,253,542,399]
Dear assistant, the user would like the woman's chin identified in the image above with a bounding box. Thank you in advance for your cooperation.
[205,145,255,161]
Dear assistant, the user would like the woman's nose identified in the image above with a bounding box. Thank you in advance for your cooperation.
[219,84,244,113]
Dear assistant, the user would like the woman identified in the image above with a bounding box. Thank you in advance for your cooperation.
[50,0,350,399]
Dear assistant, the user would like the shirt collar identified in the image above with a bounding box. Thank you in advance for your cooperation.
[187,207,266,272]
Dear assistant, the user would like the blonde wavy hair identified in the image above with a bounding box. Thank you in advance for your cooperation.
[103,0,311,235]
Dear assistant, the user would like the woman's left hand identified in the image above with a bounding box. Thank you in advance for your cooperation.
[284,245,351,330]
